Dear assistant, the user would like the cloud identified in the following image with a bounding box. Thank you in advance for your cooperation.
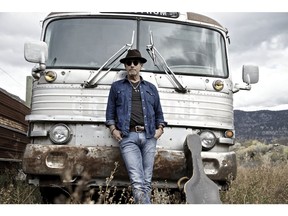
[0,12,46,99]
[209,13,288,51]
[233,65,288,109]
[204,12,288,110]
[0,12,288,111]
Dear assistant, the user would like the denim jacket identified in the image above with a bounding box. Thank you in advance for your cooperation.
[106,76,167,138]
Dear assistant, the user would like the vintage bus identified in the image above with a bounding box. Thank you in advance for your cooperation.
[23,12,259,201]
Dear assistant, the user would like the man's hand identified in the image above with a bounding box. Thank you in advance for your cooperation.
[112,129,122,142]
[110,125,122,142]
[154,127,164,139]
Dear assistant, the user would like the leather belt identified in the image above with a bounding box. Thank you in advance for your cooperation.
[130,126,145,132]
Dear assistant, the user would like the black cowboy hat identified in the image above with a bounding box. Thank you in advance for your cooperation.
[120,49,147,64]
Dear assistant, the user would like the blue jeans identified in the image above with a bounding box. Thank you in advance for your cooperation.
[119,132,157,204]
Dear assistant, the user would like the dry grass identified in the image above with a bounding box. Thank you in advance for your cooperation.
[220,141,288,204]
[1,141,287,204]
[0,165,42,204]
[220,163,288,204]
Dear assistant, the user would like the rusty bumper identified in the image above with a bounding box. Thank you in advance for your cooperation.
[22,144,236,187]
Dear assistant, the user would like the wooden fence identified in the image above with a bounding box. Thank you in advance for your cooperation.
[0,88,30,162]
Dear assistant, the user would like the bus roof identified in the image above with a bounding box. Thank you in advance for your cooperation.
[46,12,224,29]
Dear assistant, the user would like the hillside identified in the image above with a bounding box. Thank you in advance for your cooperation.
[234,109,288,144]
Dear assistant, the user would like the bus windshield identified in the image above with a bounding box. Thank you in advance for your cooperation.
[44,17,228,77]
[139,21,228,77]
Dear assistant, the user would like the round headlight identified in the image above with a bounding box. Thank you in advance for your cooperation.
[49,124,72,144]
[213,80,224,91]
[44,71,57,82]
[199,130,216,150]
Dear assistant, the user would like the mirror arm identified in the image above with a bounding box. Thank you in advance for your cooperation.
[232,83,251,93]
[243,73,251,85]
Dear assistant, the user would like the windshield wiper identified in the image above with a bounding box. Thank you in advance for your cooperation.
[146,31,187,93]
[82,31,135,88]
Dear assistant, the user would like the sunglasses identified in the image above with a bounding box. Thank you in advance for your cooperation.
[125,60,140,66]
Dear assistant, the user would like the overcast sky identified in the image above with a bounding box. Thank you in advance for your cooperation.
[1,10,288,111]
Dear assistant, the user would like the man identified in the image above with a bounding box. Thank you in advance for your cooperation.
[105,49,167,204]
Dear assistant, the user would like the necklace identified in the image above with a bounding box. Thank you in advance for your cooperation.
[129,80,140,92]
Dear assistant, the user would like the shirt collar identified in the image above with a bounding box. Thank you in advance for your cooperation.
[124,75,147,85]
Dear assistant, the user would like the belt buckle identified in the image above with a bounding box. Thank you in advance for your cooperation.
[135,126,143,132]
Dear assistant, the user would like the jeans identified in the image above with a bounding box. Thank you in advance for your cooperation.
[119,132,157,204]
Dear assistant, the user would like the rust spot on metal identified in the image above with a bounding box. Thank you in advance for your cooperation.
[153,149,186,180]
[22,144,128,179]
[23,144,189,184]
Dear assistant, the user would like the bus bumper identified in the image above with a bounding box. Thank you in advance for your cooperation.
[22,144,236,187]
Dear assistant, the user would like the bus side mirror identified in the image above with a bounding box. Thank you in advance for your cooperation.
[24,41,48,64]
[242,65,259,84]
